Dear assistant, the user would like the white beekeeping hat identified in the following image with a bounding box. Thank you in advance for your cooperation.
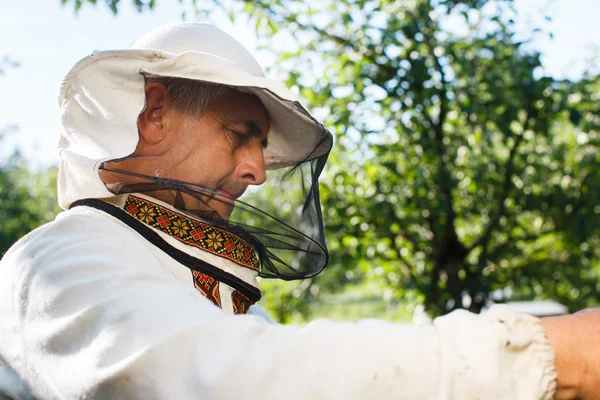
[58,22,332,210]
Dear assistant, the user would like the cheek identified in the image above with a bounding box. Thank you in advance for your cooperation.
[175,130,238,183]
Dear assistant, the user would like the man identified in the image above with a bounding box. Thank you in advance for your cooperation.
[0,22,598,399]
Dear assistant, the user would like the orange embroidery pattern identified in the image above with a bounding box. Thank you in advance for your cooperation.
[124,195,259,271]
[232,290,255,315]
[193,271,222,307]
[193,272,255,314]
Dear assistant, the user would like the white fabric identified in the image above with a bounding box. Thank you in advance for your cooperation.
[0,207,557,399]
[57,22,333,209]
[130,22,265,78]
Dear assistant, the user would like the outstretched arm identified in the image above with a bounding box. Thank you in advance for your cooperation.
[542,310,600,400]
[0,209,561,399]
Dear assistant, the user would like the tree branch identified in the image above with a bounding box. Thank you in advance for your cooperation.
[467,112,532,254]
[388,232,415,280]
[255,3,400,83]
[419,12,460,259]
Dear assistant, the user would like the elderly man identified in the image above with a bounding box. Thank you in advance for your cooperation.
[0,22,598,399]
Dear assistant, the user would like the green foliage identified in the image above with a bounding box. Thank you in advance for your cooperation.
[1,24,59,257]
[227,0,600,317]
[0,152,61,256]
[261,280,414,324]
[61,0,157,14]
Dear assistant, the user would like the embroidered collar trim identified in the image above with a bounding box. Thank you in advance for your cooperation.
[122,194,260,271]
[70,196,260,314]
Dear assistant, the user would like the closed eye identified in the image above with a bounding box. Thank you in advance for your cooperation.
[227,120,268,148]
[229,129,268,149]
[230,128,251,143]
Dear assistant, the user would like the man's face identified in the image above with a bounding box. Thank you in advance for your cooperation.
[159,90,270,220]
[101,84,271,220]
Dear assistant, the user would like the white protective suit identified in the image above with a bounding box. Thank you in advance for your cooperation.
[0,22,557,399]
[0,195,557,399]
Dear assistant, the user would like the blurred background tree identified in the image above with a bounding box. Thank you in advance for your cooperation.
[60,0,155,14]
[0,148,61,256]
[2,0,597,322]
[211,0,600,319]
[0,57,61,257]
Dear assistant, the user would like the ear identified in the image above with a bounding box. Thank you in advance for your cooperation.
[137,82,172,145]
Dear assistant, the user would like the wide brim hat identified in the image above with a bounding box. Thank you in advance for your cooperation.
[57,22,333,209]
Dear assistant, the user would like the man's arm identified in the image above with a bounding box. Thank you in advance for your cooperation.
[542,310,600,400]
[0,210,560,399]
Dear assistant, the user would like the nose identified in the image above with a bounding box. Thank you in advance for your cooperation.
[237,140,267,186]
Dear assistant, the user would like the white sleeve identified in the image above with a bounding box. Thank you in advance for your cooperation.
[0,211,557,400]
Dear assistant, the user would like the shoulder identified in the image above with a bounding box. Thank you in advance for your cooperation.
[0,206,169,298]
[3,206,154,262]
[0,205,200,334]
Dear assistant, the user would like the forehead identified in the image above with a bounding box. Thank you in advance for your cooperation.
[208,89,270,133]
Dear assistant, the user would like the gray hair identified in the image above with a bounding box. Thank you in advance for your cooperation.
[143,75,235,118]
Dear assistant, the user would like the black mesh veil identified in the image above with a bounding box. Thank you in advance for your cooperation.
[99,135,331,281]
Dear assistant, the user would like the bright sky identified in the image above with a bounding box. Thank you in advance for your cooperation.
[0,0,598,167]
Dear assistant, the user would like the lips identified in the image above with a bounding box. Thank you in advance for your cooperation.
[217,188,245,201]
[218,189,234,198]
